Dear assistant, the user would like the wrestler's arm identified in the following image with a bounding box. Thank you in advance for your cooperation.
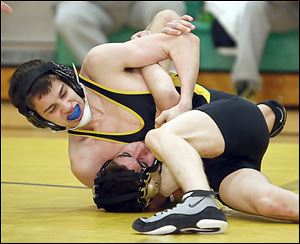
[68,137,106,188]
[83,32,199,114]
[127,33,200,112]
[133,25,179,112]
[133,15,195,113]
[135,15,197,120]
[141,64,180,113]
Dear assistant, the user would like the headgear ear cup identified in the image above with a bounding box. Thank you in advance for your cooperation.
[27,110,66,131]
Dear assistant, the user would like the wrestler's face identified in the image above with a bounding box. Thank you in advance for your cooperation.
[32,79,85,128]
[113,141,156,172]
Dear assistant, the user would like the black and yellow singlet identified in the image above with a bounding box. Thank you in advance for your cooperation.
[68,73,233,144]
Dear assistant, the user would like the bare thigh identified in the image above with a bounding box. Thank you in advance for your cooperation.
[219,169,270,213]
[219,168,299,220]
[160,110,225,157]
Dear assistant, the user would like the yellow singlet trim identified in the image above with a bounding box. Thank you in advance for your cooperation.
[79,73,150,95]
[170,73,210,103]
[70,75,145,137]
[69,73,211,143]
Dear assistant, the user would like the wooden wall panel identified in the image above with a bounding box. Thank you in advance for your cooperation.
[1,67,299,107]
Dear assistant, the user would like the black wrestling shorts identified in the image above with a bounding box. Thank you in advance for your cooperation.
[194,96,270,194]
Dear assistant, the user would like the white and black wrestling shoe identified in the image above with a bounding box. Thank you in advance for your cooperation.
[132,190,228,235]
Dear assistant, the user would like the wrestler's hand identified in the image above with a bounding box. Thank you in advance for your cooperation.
[131,14,195,40]
[1,1,13,14]
[155,102,192,128]
[161,15,195,36]
[131,30,151,40]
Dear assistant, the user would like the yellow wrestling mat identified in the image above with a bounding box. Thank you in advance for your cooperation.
[1,137,299,243]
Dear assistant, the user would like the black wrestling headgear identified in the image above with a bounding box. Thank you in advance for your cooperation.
[17,61,84,131]
[93,159,162,212]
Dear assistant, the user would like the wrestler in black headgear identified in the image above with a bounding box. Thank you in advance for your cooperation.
[93,159,162,212]
[17,61,84,131]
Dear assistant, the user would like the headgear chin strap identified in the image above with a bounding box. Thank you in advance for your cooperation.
[93,159,162,212]
[18,61,85,131]
[68,96,92,130]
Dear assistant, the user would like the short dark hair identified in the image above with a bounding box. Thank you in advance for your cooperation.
[93,160,146,212]
[9,59,60,111]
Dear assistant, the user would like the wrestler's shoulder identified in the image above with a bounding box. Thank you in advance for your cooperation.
[81,43,124,74]
[69,134,91,145]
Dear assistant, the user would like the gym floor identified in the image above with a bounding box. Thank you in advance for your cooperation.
[1,102,299,243]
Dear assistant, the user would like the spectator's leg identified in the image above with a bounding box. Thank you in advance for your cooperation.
[54,1,118,63]
[231,2,270,99]
[266,2,299,32]
[232,2,299,99]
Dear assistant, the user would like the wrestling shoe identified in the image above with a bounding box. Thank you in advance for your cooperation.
[258,100,287,137]
[132,190,227,235]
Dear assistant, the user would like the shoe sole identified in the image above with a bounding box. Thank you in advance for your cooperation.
[138,219,228,235]
[195,219,228,234]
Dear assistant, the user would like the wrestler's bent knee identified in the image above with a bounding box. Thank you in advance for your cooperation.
[153,9,179,24]
[145,128,168,151]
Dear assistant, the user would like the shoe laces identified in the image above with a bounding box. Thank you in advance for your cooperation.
[152,191,216,218]
[154,201,184,217]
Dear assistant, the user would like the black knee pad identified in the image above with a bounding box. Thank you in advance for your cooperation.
[257,100,287,137]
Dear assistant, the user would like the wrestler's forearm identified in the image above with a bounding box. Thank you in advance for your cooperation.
[140,11,181,111]
[141,64,180,111]
[144,13,199,114]
[168,33,200,110]
[141,33,200,113]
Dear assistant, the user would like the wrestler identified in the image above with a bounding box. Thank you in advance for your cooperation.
[94,67,297,234]
[8,10,199,188]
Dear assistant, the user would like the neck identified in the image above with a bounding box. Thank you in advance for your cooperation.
[69,87,92,130]
[70,88,106,131]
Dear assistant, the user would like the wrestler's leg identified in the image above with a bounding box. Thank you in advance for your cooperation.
[146,109,225,193]
[133,110,227,234]
[219,168,299,222]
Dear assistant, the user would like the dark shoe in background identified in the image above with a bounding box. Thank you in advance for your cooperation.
[235,80,257,100]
